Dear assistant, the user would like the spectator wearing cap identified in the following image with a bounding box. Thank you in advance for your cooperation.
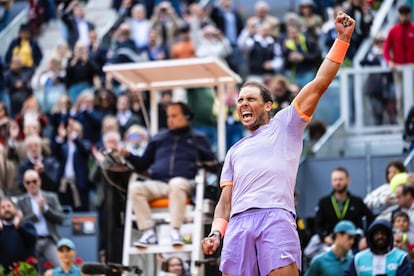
[305,220,357,276]
[5,23,43,72]
[44,238,81,276]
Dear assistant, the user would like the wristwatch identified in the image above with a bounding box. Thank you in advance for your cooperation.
[208,230,222,239]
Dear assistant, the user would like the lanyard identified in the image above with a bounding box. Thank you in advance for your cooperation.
[330,195,350,220]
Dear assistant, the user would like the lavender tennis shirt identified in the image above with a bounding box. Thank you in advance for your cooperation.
[220,102,310,217]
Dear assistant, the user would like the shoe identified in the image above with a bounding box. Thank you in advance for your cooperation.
[133,232,158,248]
[171,232,184,246]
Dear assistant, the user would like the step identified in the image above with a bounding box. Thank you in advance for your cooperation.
[126,244,194,255]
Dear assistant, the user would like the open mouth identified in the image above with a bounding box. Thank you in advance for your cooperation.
[242,111,253,120]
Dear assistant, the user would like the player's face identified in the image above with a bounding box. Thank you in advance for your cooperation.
[237,86,271,132]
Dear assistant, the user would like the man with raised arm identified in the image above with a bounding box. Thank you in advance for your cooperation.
[201,11,355,276]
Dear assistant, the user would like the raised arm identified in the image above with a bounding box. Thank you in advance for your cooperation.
[294,11,355,117]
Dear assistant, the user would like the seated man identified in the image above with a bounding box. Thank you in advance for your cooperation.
[118,102,217,247]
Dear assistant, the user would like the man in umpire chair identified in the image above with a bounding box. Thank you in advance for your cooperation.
[117,102,217,247]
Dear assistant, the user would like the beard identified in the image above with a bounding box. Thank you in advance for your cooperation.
[1,211,15,222]
[372,237,389,253]
[334,186,348,194]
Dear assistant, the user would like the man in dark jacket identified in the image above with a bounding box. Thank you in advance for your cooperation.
[119,102,216,247]
[344,219,412,275]
[314,167,375,252]
[0,197,37,273]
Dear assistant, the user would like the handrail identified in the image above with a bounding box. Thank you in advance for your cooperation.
[404,149,414,167]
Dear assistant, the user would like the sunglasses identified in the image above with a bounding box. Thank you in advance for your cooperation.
[24,179,38,185]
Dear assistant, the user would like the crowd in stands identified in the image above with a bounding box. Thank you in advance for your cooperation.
[0,0,413,275]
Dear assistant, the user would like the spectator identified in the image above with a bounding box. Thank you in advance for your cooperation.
[159,255,189,276]
[305,220,357,276]
[49,93,72,141]
[123,124,148,156]
[383,4,414,69]
[65,41,101,103]
[14,97,49,140]
[150,1,183,51]
[94,88,116,117]
[308,167,375,258]
[44,238,81,276]
[126,4,151,51]
[383,4,414,124]
[17,134,58,193]
[4,55,33,117]
[7,119,52,174]
[392,185,414,236]
[35,57,66,114]
[16,169,65,270]
[209,0,244,73]
[107,23,147,65]
[0,0,13,32]
[344,219,411,275]
[61,0,95,49]
[88,29,108,82]
[50,41,72,76]
[119,102,216,247]
[54,119,92,211]
[268,74,295,115]
[194,24,232,64]
[360,32,397,125]
[69,90,103,144]
[392,211,414,252]
[0,101,11,145]
[249,1,280,39]
[116,92,143,137]
[344,0,373,60]
[298,0,323,43]
[364,160,406,216]
[143,28,169,61]
[5,23,43,72]
[0,56,10,111]
[238,22,284,83]
[283,23,322,88]
[170,24,195,59]
[0,197,37,274]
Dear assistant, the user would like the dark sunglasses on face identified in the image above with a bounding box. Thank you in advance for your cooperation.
[24,179,38,185]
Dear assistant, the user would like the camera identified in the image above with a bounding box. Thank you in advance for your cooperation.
[160,7,167,12]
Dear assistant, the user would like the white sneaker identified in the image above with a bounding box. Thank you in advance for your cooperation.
[133,232,158,248]
[171,232,184,246]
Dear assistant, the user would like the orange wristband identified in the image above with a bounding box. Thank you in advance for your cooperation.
[326,39,350,64]
[211,218,228,237]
